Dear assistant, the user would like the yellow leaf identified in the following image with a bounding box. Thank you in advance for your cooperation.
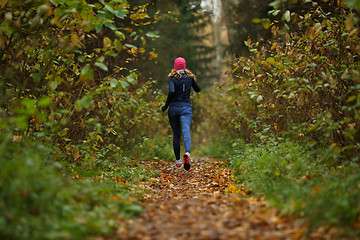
[345,14,354,32]
[103,37,112,50]
[349,28,358,37]
[130,47,137,55]
[97,135,104,143]
[149,52,158,60]
[1,0,8,9]
[247,38,252,46]
[71,33,79,47]
[232,65,239,73]
[139,48,146,54]
[291,229,304,239]
[270,42,278,50]
[266,57,275,65]
[286,32,290,43]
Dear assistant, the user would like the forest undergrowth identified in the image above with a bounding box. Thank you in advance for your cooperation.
[205,135,360,238]
[2,0,360,239]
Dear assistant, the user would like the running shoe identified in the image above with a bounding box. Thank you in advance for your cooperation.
[183,152,191,171]
[175,159,182,168]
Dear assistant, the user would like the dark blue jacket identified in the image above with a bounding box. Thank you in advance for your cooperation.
[163,72,200,110]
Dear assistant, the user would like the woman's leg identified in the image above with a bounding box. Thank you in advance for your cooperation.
[180,107,192,154]
[168,107,181,160]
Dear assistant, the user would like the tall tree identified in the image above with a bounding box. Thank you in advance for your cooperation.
[223,0,273,57]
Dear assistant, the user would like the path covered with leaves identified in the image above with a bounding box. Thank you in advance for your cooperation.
[116,158,314,240]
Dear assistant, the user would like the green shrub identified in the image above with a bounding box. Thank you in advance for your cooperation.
[0,132,143,240]
[0,0,164,166]
[228,0,360,164]
[195,134,242,159]
[131,136,173,161]
[229,139,360,230]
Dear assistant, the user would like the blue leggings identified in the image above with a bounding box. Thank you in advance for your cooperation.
[168,106,192,160]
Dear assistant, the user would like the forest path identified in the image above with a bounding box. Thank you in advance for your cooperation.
[116,158,308,240]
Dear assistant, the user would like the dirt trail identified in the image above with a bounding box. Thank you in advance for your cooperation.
[116,158,308,240]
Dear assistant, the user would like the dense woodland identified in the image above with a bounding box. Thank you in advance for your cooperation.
[1,0,360,239]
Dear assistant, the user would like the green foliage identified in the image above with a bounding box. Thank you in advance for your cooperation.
[0,133,144,240]
[0,1,166,238]
[223,0,273,57]
[345,0,360,8]
[0,0,164,162]
[228,0,360,164]
[216,0,360,234]
[229,140,360,231]
[195,133,241,159]
[190,86,243,152]
[132,136,174,161]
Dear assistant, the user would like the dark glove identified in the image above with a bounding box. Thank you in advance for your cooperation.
[161,106,167,112]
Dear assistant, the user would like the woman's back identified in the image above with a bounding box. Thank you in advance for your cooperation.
[168,73,200,107]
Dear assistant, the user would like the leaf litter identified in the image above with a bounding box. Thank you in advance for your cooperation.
[115,158,344,240]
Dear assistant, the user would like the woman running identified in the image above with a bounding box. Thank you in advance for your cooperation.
[161,57,200,171]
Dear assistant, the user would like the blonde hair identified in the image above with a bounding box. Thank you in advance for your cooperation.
[168,69,196,80]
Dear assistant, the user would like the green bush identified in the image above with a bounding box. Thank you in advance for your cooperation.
[0,132,143,240]
[132,136,173,161]
[0,0,163,165]
[229,139,360,231]
[228,0,360,164]
[195,134,242,159]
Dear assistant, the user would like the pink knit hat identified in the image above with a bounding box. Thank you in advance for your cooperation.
[174,57,186,70]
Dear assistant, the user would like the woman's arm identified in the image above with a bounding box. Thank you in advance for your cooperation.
[192,79,200,93]
[161,78,175,112]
